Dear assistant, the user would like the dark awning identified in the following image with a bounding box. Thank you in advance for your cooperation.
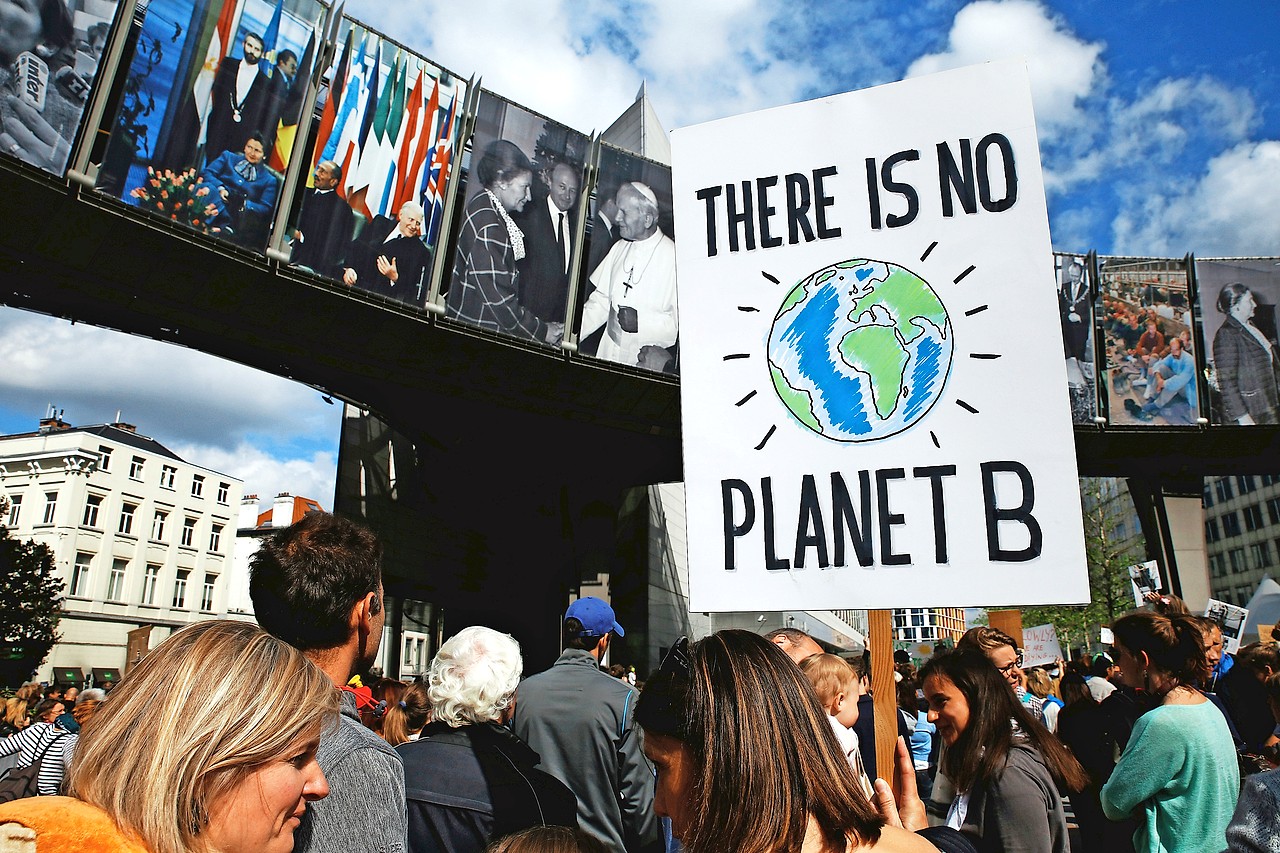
[90,667,122,685]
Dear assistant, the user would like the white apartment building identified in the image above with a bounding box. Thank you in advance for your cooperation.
[0,415,243,684]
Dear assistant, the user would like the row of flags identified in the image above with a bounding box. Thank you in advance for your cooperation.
[314,29,460,242]
[189,0,462,244]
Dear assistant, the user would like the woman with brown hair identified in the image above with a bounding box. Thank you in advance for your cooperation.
[918,650,1087,853]
[382,680,430,746]
[634,629,934,853]
[1101,611,1240,852]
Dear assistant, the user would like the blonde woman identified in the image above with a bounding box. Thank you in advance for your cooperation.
[0,620,339,853]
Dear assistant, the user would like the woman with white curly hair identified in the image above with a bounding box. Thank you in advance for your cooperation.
[396,626,577,853]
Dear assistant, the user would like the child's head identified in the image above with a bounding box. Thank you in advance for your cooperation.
[799,653,860,727]
[487,827,609,853]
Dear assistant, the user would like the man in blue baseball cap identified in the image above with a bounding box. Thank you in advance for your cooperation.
[511,597,661,853]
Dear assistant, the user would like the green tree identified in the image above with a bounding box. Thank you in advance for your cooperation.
[0,497,64,687]
[1023,478,1144,655]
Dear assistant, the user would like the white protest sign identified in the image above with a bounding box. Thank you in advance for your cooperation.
[1204,599,1249,655]
[1128,559,1164,608]
[671,61,1088,611]
[1100,626,1114,645]
[1022,623,1063,668]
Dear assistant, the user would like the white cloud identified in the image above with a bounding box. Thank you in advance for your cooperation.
[169,441,338,511]
[1111,140,1280,256]
[906,0,1105,143]
[0,310,338,451]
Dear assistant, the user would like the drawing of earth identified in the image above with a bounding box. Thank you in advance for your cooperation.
[767,258,953,442]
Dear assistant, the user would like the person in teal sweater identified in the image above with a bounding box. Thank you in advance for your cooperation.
[1101,611,1240,853]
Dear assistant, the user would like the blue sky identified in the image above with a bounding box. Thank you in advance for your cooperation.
[1,0,1276,507]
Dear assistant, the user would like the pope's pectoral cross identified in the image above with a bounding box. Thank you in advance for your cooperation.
[622,267,635,296]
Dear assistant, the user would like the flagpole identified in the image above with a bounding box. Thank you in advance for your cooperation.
[423,75,479,315]
[266,3,344,264]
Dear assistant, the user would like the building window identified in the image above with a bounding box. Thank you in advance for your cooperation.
[1222,512,1242,537]
[82,494,103,528]
[1203,485,1214,509]
[1235,585,1252,604]
[106,558,128,602]
[1267,497,1280,526]
[160,465,176,489]
[1210,553,1226,578]
[141,563,159,606]
[1229,548,1246,573]
[1239,475,1257,494]
[209,524,223,553]
[192,475,204,498]
[71,552,92,597]
[151,510,167,541]
[40,492,57,525]
[6,495,21,526]
[172,569,189,609]
[1205,518,1220,543]
[216,482,229,505]
[1216,478,1235,503]
[129,456,145,481]
[181,517,197,547]
[1244,504,1266,532]
[1251,541,1273,570]
[1264,475,1279,487]
[119,503,136,535]
[98,446,112,472]
[201,574,217,612]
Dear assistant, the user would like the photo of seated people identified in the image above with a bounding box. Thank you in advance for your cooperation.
[285,24,465,308]
[0,0,121,177]
[575,144,678,376]
[92,0,324,252]
[1195,258,1280,426]
[444,91,588,345]
[1055,252,1095,423]
[1100,258,1197,425]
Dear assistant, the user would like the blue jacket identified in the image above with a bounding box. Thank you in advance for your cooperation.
[201,150,279,224]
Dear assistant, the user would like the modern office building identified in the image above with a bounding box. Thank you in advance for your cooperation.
[1203,474,1280,606]
[0,413,242,684]
[891,608,967,647]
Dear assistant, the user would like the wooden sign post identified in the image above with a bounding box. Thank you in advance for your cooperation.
[869,609,899,792]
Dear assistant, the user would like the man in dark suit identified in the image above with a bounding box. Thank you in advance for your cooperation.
[206,32,280,162]
[513,161,580,324]
[200,132,279,248]
[343,201,429,304]
[291,160,354,280]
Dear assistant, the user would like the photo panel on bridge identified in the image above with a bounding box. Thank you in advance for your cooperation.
[285,21,466,307]
[442,90,589,347]
[1098,256,1199,426]
[93,0,327,253]
[1195,258,1280,427]
[1054,251,1097,424]
[576,143,678,376]
[0,0,124,177]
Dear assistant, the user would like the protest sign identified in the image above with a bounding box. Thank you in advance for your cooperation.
[1128,559,1164,607]
[1204,598,1249,654]
[671,61,1088,611]
[1022,623,1063,668]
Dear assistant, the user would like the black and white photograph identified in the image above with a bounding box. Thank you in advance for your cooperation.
[1204,598,1249,654]
[1055,252,1095,423]
[1099,257,1197,426]
[93,0,326,252]
[444,90,588,347]
[577,143,677,375]
[1197,258,1280,426]
[0,0,122,177]
[1128,558,1165,607]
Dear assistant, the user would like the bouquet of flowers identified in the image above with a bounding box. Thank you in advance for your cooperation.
[130,166,221,233]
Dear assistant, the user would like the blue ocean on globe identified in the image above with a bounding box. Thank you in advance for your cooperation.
[767,259,953,442]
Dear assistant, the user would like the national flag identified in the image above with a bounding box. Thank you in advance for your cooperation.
[261,0,284,69]
[348,45,395,220]
[268,27,316,172]
[339,39,379,201]
[423,92,458,245]
[391,69,432,213]
[365,54,407,218]
[323,33,366,167]
[194,0,242,148]
[311,28,354,174]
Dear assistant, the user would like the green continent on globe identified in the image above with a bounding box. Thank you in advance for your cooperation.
[770,363,822,433]
[849,268,949,345]
[839,325,909,420]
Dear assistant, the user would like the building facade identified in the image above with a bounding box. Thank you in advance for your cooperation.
[1203,474,1280,606]
[0,416,242,684]
[891,607,967,646]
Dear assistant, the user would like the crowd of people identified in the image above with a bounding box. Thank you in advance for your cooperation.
[3,512,1280,852]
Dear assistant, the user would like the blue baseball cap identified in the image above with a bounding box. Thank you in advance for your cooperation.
[565,596,625,638]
